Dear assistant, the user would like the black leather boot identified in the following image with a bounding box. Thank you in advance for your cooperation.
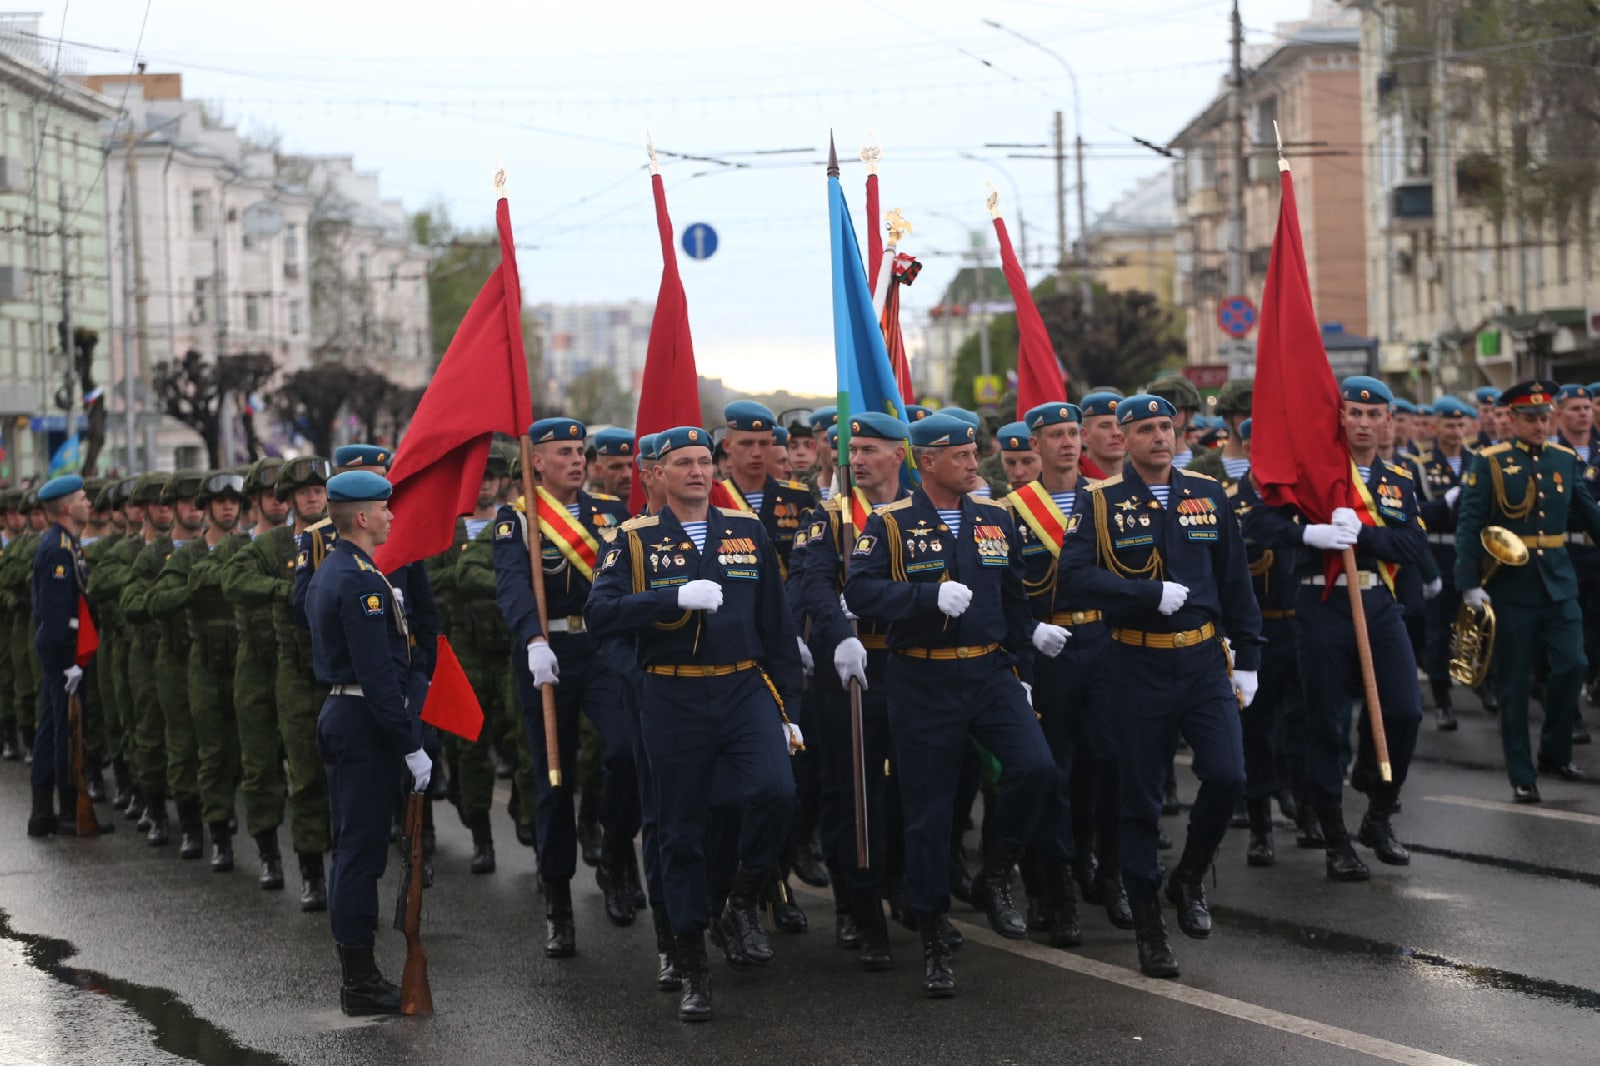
[1317,805,1370,882]
[1095,844,1134,929]
[254,830,284,889]
[853,892,893,972]
[919,912,955,998]
[1164,842,1215,939]
[1356,785,1410,865]
[144,791,169,846]
[1020,851,1049,932]
[544,879,576,958]
[1129,896,1180,978]
[948,846,974,904]
[209,821,234,873]
[791,840,830,888]
[467,811,495,875]
[298,852,329,911]
[624,857,647,910]
[652,907,682,992]
[833,882,862,949]
[969,843,1027,939]
[1075,851,1102,904]
[111,759,132,809]
[577,813,603,868]
[1043,860,1083,948]
[674,932,712,1022]
[1431,680,1458,731]
[177,799,204,859]
[718,866,775,969]
[1246,798,1275,867]
[0,723,18,761]
[1293,786,1326,848]
[765,871,808,934]
[26,786,56,837]
[598,839,635,927]
[336,943,401,1016]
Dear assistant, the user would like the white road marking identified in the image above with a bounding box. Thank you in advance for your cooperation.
[1426,793,1600,827]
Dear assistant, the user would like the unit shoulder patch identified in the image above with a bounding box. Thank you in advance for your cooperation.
[361,590,385,617]
[494,520,517,542]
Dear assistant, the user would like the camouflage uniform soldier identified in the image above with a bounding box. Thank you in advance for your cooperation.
[7,491,50,751]
[0,489,25,760]
[94,479,148,817]
[121,473,176,844]
[78,478,118,798]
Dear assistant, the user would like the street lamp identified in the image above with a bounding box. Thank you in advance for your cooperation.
[958,151,1027,270]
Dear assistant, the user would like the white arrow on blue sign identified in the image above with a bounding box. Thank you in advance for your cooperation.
[682,222,718,260]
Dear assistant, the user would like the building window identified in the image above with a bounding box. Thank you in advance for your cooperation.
[289,300,302,335]
[245,294,260,331]
[175,445,202,469]
[284,224,299,261]
[191,190,208,234]
[192,278,208,323]
[1252,97,1277,150]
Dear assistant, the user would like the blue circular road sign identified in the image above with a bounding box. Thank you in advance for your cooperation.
[682,222,718,261]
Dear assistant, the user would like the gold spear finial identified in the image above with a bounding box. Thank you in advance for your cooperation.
[885,208,912,244]
[493,156,508,199]
[860,130,882,176]
[985,180,1000,220]
[646,130,659,177]
[1274,119,1288,173]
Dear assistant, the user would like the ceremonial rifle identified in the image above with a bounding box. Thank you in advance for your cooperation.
[394,791,432,1014]
[518,436,563,787]
[69,692,96,835]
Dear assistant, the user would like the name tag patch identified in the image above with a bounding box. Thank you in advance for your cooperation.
[1184,529,1219,542]
[1114,534,1154,550]
[906,559,946,574]
[649,575,689,589]
[722,568,759,581]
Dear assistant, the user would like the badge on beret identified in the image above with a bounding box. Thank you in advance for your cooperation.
[688,430,700,441]
[362,592,385,617]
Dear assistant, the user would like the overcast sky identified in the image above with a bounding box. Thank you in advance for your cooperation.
[36,0,1319,393]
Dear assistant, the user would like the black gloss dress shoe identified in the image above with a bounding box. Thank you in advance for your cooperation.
[1537,758,1585,781]
[1512,783,1542,804]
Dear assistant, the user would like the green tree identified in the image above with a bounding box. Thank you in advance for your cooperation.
[412,201,504,366]
[151,350,279,467]
[270,364,363,459]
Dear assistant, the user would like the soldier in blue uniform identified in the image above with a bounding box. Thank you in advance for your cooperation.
[844,413,1061,998]
[305,470,430,1016]
[494,416,635,955]
[586,424,803,1023]
[1553,383,1600,739]
[1414,397,1477,729]
[591,427,638,499]
[1244,377,1428,884]
[1059,394,1259,979]
[26,475,95,837]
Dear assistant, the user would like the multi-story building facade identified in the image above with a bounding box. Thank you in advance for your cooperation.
[1086,172,1177,302]
[532,300,653,423]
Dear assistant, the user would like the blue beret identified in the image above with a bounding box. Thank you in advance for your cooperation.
[724,401,777,432]
[635,433,658,463]
[1117,393,1177,424]
[810,406,838,431]
[654,425,712,455]
[1558,384,1592,403]
[333,444,392,469]
[38,474,84,502]
[939,406,981,428]
[903,404,933,423]
[1391,399,1416,415]
[1239,418,1252,442]
[1588,382,1600,397]
[1474,386,1502,404]
[846,411,910,441]
[1024,402,1081,429]
[825,424,839,450]
[592,427,635,457]
[1079,390,1123,418]
[909,413,977,448]
[326,470,392,503]
[1417,404,1435,416]
[772,425,789,447]
[997,421,1032,451]
[1432,397,1472,417]
[1341,376,1393,406]
[528,417,586,444]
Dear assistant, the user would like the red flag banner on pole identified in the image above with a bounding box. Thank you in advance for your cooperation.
[876,253,919,405]
[866,170,883,290]
[374,195,532,572]
[993,215,1063,416]
[420,635,484,742]
[74,597,98,668]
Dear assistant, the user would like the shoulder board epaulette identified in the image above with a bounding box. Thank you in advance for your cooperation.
[1548,442,1578,458]
[1224,482,1240,497]
[619,514,656,531]
[306,517,333,532]
[971,496,1007,513]
[783,479,810,492]
[881,497,916,513]
[1180,469,1218,482]
[1382,460,1413,479]
[1085,474,1123,491]
[717,507,758,520]
[822,497,844,514]
[60,532,70,547]
[590,492,620,502]
[1481,442,1512,457]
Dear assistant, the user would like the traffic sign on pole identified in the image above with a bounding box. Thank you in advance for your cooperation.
[1217,295,1257,339]
[682,222,718,261]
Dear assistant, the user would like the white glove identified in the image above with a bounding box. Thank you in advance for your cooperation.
[936,581,973,618]
[527,639,559,686]
[834,636,868,690]
[1233,669,1259,708]
[1031,623,1070,658]
[63,665,83,695]
[1462,587,1490,609]
[1330,507,1362,534]
[782,721,804,753]
[392,586,407,613]
[1021,681,1033,708]
[1302,523,1360,551]
[678,579,723,613]
[797,636,814,678]
[1422,577,1443,600]
[68,616,79,630]
[839,593,857,621]
[1444,485,1461,508]
[1157,582,1190,616]
[404,748,432,793]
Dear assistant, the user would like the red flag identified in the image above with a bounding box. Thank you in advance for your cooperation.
[994,216,1064,416]
[866,171,883,291]
[74,598,98,668]
[632,173,712,513]
[420,635,484,742]
[374,198,531,572]
[877,253,918,405]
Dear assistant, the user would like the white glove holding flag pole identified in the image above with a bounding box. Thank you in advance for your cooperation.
[392,586,406,613]
[1302,523,1359,551]
[834,637,868,690]
[1330,507,1362,535]
[678,579,723,613]
[1031,623,1070,658]
[527,640,559,687]
[1462,587,1490,609]
[797,637,814,678]
[1233,670,1259,708]
[404,748,432,793]
[782,721,805,753]
[63,665,83,695]
[937,582,973,618]
[840,594,856,621]
[1157,582,1190,616]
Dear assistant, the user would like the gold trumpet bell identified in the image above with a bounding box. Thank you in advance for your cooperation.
[1449,525,1531,687]
[1481,525,1530,570]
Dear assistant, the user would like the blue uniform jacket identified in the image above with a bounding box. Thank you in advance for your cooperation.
[306,540,421,757]
[795,491,909,656]
[493,490,629,645]
[293,521,439,675]
[585,505,804,716]
[1224,476,1298,615]
[841,487,1036,682]
[32,522,86,674]
[1060,463,1263,671]
[723,475,814,573]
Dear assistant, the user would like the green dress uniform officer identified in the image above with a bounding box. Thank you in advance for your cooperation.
[1060,394,1261,980]
[305,470,431,1017]
[1455,380,1600,802]
[219,458,292,889]
[121,473,178,845]
[845,413,1062,999]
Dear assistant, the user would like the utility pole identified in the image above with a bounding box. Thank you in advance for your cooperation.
[1226,0,1247,299]
[1074,125,1092,322]
[1435,0,1458,342]
[125,132,152,473]
[1055,110,1068,278]
[974,232,993,383]
[58,184,73,463]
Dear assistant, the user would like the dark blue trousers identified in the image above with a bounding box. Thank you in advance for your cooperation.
[1034,623,1117,862]
[620,668,664,907]
[318,694,402,947]
[639,670,795,935]
[1242,617,1298,800]
[31,671,71,792]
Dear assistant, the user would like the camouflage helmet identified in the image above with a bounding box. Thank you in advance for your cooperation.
[244,457,286,497]
[20,488,39,513]
[195,469,246,507]
[0,488,19,513]
[273,455,333,502]
[1215,377,1255,417]
[130,472,170,506]
[1146,373,1203,412]
[159,469,207,506]
[485,441,517,480]
[113,476,141,508]
[85,477,113,512]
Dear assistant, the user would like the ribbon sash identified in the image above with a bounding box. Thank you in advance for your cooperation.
[1347,459,1398,593]
[1007,482,1069,558]
[534,487,601,581]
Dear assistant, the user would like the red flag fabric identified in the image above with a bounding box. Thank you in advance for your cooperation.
[374,198,531,572]
[877,253,918,404]
[994,217,1064,416]
[420,635,484,742]
[74,598,98,668]
[866,172,883,293]
[632,173,712,513]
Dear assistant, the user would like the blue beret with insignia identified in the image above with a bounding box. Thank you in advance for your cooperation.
[939,406,981,428]
[997,421,1032,451]
[1558,384,1592,403]
[772,425,789,447]
[1416,404,1435,416]
[1341,376,1393,406]
[847,411,910,441]
[1588,382,1600,397]
[592,427,635,457]
[903,404,933,422]
[528,417,586,444]
[825,424,839,450]
[1117,393,1177,424]
[655,426,712,455]
[1239,418,1252,442]
[1079,391,1123,419]
[326,470,393,503]
[1391,399,1417,415]
[724,400,778,432]
[1474,386,1502,404]
[1024,402,1081,430]
[1432,396,1472,418]
[636,433,659,463]
[810,406,838,431]
[333,444,392,469]
[38,474,84,502]
[909,413,977,448]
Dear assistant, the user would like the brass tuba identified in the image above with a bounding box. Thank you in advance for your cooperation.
[1449,526,1530,686]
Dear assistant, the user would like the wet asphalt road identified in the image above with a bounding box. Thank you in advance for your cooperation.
[2,691,1598,1066]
